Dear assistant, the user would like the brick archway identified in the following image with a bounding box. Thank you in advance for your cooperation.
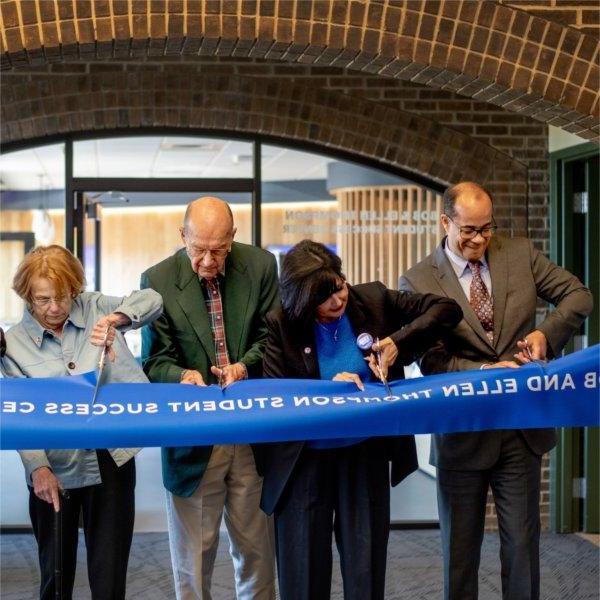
[1,1,597,139]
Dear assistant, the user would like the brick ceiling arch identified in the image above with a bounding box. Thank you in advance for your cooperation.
[0,1,597,139]
[0,71,527,190]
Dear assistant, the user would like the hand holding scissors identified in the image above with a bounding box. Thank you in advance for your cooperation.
[210,363,247,389]
[91,323,111,405]
[515,330,548,364]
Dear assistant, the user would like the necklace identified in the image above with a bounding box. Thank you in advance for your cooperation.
[316,317,342,342]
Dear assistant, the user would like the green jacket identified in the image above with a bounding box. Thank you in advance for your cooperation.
[141,243,279,497]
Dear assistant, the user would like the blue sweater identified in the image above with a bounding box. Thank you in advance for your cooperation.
[308,313,371,449]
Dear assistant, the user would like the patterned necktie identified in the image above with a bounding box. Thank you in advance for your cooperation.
[469,260,494,342]
[204,278,230,368]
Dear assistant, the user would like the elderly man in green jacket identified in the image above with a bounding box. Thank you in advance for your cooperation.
[141,197,278,600]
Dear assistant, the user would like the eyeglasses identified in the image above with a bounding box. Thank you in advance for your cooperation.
[446,215,497,240]
[185,244,230,260]
[31,294,70,308]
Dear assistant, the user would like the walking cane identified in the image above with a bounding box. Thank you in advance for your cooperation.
[54,490,69,600]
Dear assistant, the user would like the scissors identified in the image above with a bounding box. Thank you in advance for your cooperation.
[374,337,394,397]
[522,339,547,364]
[213,364,225,389]
[91,324,111,405]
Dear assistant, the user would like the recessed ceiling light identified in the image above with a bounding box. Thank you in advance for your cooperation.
[160,141,225,152]
[231,154,252,164]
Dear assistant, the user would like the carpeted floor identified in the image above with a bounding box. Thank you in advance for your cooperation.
[1,530,598,599]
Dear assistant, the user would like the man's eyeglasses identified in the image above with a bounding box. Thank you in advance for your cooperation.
[31,294,70,308]
[446,215,497,240]
[185,245,230,260]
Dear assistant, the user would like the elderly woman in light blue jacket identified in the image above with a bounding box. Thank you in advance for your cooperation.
[1,244,162,600]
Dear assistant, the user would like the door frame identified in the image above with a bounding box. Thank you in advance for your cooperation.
[65,138,261,272]
[549,141,599,533]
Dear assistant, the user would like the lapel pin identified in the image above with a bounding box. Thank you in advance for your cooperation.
[304,347,311,354]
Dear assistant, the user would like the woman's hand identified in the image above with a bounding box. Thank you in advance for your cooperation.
[366,337,399,380]
[332,372,365,391]
[90,313,129,361]
[31,467,63,512]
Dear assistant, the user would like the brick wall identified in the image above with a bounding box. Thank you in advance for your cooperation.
[502,1,600,37]
[1,0,598,140]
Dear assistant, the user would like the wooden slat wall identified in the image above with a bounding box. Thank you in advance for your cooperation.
[332,185,443,289]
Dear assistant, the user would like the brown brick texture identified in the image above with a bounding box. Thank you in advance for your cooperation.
[0,0,598,139]
[501,1,600,38]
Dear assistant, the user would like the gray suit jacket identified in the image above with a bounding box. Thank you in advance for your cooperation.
[399,236,593,470]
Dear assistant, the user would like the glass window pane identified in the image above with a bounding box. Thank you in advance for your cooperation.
[74,136,253,178]
[261,145,336,265]
[0,143,66,329]
[261,144,443,288]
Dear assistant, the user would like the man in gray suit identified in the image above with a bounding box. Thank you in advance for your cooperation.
[399,181,593,600]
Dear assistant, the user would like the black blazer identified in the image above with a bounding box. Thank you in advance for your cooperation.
[256,281,463,515]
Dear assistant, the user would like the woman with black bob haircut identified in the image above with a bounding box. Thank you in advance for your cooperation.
[256,240,462,600]
[279,240,346,326]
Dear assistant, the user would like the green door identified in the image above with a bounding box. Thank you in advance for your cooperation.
[550,142,599,533]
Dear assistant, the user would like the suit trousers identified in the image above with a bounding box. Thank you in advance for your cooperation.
[165,444,276,600]
[437,430,542,600]
[28,449,136,600]
[274,440,391,600]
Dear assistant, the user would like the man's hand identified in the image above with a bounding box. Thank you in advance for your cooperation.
[514,330,548,364]
[31,467,62,512]
[180,369,206,386]
[210,363,247,388]
[366,337,398,380]
[482,361,520,369]
[332,372,365,391]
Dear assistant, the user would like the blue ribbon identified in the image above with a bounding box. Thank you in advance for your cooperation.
[1,346,598,450]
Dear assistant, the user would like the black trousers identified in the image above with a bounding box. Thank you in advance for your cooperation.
[274,440,391,600]
[437,431,542,600]
[29,450,136,600]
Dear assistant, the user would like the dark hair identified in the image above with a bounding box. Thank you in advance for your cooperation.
[280,240,345,324]
[443,181,493,217]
